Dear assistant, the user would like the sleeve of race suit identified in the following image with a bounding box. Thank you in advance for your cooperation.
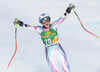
[52,13,68,29]
[23,24,42,33]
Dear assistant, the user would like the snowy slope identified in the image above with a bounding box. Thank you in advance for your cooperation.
[0,0,100,72]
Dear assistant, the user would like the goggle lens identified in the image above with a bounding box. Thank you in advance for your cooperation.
[40,17,50,24]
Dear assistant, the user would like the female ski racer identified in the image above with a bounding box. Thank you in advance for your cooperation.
[14,4,75,72]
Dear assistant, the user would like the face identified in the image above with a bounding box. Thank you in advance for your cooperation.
[42,22,50,28]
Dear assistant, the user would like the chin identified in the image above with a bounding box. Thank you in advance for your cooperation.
[46,26,49,28]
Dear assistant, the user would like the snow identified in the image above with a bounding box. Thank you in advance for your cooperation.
[0,0,100,72]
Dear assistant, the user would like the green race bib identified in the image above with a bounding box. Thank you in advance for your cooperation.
[41,27,58,46]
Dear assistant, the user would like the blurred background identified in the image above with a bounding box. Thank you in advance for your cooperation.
[0,0,100,72]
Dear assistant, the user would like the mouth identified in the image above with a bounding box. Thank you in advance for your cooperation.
[46,23,49,26]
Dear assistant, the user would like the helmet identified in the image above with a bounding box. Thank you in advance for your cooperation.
[39,13,51,24]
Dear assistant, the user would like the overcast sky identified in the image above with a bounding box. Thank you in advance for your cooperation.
[0,0,100,72]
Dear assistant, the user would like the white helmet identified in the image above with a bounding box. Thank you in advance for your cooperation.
[39,13,51,24]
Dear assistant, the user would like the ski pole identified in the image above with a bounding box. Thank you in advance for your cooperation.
[69,4,99,39]
[7,19,18,69]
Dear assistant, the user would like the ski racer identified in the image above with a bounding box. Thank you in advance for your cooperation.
[14,4,75,72]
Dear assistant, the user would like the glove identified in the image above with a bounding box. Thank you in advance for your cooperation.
[14,18,23,27]
[66,4,75,14]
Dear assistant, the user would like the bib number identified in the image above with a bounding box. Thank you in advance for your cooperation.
[44,38,52,45]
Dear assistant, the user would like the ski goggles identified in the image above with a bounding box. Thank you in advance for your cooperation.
[40,17,50,24]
